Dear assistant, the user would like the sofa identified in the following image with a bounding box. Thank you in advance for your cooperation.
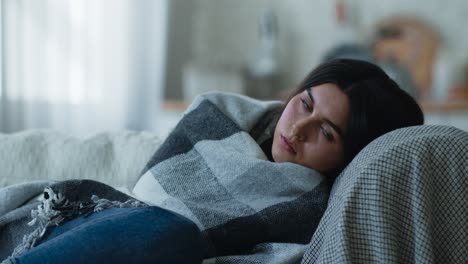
[0,125,466,263]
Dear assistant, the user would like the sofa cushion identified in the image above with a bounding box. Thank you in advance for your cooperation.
[0,129,162,190]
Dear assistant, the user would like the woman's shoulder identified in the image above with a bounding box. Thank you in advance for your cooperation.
[183,91,283,133]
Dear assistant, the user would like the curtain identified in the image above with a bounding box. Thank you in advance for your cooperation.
[0,0,168,137]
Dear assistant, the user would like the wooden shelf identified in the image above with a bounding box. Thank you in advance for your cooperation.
[162,100,189,112]
[162,99,468,113]
[419,100,468,112]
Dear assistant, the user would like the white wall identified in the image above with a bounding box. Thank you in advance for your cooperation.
[191,0,337,90]
[164,0,197,100]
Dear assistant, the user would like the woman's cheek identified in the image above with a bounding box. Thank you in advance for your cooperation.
[282,104,297,123]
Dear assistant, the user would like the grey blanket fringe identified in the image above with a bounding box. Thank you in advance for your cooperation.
[1,180,147,262]
[10,187,146,258]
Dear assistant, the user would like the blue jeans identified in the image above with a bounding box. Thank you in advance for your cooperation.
[9,206,203,264]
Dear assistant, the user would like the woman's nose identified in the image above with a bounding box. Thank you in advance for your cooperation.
[291,123,304,141]
[291,118,315,141]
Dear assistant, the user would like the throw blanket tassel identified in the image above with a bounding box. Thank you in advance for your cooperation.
[9,187,147,259]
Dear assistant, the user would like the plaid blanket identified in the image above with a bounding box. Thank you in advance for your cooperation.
[133,92,331,263]
[301,125,468,264]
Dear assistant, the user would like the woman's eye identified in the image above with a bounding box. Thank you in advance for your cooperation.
[300,98,312,112]
[321,126,334,142]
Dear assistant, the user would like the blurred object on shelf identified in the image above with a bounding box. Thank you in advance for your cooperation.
[431,49,458,101]
[324,1,371,67]
[334,0,361,44]
[322,44,373,62]
[321,44,418,99]
[244,73,280,100]
[371,17,440,100]
[462,60,468,84]
[447,84,468,101]
[379,57,418,98]
[182,63,245,102]
[245,8,280,99]
[464,61,468,79]
[447,59,468,101]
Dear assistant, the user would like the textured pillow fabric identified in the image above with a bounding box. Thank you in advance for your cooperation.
[301,125,467,264]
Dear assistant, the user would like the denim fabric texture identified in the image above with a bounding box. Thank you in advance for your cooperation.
[8,206,203,264]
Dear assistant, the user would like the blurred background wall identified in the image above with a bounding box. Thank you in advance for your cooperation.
[167,0,468,98]
[1,0,467,137]
[165,0,468,132]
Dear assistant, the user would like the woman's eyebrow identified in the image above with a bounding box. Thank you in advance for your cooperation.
[307,88,344,137]
[322,118,344,137]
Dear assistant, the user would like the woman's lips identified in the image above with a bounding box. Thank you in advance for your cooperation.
[280,135,297,154]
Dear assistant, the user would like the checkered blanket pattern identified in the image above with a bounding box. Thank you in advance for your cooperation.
[301,125,467,264]
[133,92,331,263]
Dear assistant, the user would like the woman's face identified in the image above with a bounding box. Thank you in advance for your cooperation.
[272,83,349,173]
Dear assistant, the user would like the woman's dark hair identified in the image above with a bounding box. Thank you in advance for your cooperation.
[287,59,424,171]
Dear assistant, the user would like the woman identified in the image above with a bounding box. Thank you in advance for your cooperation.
[4,59,423,264]
[272,59,423,177]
